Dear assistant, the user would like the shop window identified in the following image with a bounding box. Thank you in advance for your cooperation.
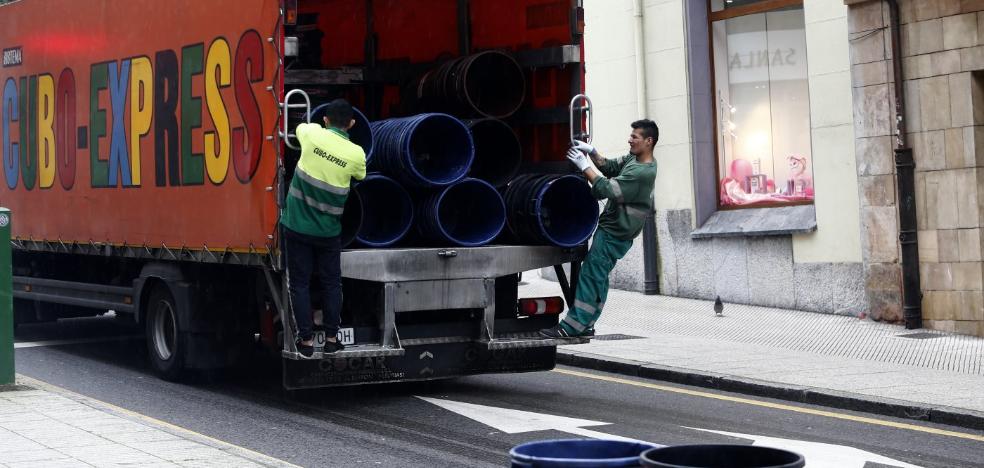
[710,0,813,208]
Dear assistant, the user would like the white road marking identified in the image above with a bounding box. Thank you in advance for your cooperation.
[14,335,142,348]
[418,396,926,467]
[686,427,923,468]
[417,396,656,444]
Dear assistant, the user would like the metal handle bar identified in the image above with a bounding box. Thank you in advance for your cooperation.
[569,94,593,145]
[280,89,312,150]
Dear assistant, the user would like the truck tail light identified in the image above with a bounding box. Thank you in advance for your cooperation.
[518,297,565,316]
[285,0,298,25]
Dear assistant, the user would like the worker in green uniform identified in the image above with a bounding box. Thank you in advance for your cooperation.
[281,99,366,358]
[540,119,658,338]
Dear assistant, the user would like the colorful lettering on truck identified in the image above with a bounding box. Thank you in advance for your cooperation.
[0,0,280,252]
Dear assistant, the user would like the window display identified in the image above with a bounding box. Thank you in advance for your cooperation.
[711,1,813,207]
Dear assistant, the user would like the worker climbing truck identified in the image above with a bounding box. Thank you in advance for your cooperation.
[1,0,599,388]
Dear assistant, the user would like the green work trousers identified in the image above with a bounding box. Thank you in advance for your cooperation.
[560,228,634,335]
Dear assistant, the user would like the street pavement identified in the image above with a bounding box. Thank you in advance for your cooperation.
[10,344,984,467]
[3,284,983,467]
[0,377,294,468]
[519,273,984,430]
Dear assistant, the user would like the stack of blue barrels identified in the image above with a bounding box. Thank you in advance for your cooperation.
[313,50,599,249]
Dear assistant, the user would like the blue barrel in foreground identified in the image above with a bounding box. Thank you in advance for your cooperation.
[352,174,413,247]
[416,178,505,247]
[639,445,805,468]
[504,174,599,247]
[310,103,374,162]
[510,439,659,467]
[369,113,474,188]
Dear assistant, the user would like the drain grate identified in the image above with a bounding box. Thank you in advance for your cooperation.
[896,332,944,340]
[592,334,644,341]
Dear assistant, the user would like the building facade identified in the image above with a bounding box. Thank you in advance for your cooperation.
[844,0,984,337]
[580,0,984,337]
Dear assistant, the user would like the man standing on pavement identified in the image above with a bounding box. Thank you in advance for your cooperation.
[281,99,366,357]
[540,120,658,338]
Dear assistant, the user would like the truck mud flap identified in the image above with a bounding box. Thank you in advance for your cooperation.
[282,342,556,389]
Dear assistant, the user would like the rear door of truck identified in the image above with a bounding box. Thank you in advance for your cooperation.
[276,1,590,388]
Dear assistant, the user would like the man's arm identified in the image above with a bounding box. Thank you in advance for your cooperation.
[582,165,601,184]
[589,170,638,202]
[352,153,367,181]
[295,122,317,141]
[589,151,607,168]
[567,148,603,184]
[572,140,621,178]
[590,151,625,179]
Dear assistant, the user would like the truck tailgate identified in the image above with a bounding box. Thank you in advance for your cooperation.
[340,245,585,281]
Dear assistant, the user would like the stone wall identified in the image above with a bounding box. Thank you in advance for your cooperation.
[656,209,866,314]
[543,208,867,315]
[846,0,984,336]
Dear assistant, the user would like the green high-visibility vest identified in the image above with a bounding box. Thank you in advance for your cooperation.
[281,125,366,238]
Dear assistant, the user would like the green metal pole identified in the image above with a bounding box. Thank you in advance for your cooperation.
[0,208,12,385]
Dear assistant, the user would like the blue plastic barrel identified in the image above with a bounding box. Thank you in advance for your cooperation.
[352,174,413,247]
[639,445,805,468]
[510,439,659,468]
[464,118,522,187]
[309,103,374,162]
[339,188,362,248]
[369,113,474,188]
[415,178,505,247]
[417,50,526,119]
[503,174,599,247]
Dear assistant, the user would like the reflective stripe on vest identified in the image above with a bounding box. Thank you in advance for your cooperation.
[289,186,344,215]
[295,167,350,196]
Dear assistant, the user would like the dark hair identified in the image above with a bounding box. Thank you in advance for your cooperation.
[631,119,659,145]
[323,98,354,129]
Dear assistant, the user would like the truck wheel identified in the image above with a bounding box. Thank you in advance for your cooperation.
[145,285,187,381]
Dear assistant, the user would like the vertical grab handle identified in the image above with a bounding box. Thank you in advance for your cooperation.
[280,89,312,150]
[569,94,593,144]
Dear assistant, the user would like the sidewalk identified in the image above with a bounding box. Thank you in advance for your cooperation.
[519,275,984,430]
[0,376,296,468]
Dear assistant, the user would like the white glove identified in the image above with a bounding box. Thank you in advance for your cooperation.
[566,148,592,172]
[572,140,596,155]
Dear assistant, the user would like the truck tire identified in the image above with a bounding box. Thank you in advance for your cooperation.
[145,284,187,381]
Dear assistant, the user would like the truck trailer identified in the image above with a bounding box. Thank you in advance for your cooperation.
[0,0,592,388]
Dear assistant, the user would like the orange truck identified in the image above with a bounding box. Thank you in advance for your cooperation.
[1,0,590,388]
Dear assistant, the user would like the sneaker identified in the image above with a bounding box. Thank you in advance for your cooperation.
[540,323,594,339]
[323,340,345,353]
[539,324,595,339]
[295,340,316,359]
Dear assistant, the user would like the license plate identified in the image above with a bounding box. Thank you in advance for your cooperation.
[314,328,355,348]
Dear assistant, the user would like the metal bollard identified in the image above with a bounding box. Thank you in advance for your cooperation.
[0,208,12,385]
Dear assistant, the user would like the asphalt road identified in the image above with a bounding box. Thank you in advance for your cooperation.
[11,316,984,467]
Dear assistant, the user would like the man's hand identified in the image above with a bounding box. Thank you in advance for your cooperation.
[574,139,607,166]
[566,148,592,172]
[572,140,596,155]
